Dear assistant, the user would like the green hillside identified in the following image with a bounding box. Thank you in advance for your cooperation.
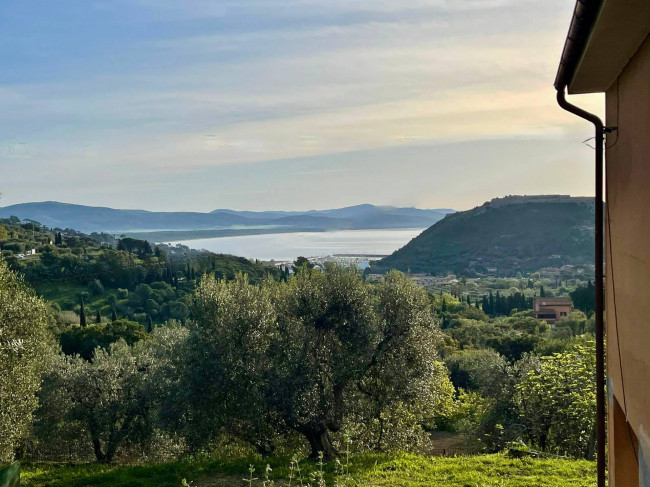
[369,196,595,276]
[0,217,280,330]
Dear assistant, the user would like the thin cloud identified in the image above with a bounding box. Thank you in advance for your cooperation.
[0,0,602,211]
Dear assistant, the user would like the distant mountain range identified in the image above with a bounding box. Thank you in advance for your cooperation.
[368,195,595,276]
[0,202,454,239]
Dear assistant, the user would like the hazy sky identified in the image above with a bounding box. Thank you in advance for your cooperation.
[0,0,602,212]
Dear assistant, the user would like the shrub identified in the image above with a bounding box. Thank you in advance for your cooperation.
[59,320,146,360]
[88,279,105,296]
[515,342,597,458]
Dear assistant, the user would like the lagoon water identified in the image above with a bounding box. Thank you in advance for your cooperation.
[169,228,425,261]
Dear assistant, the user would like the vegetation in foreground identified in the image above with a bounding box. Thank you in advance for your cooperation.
[22,453,596,487]
[1,245,599,465]
[1,214,600,487]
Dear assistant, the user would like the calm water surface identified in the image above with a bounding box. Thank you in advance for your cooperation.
[169,228,425,261]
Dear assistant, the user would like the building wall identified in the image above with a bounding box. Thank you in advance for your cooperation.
[605,35,650,487]
[534,304,571,324]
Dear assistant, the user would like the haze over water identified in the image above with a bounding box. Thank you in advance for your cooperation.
[169,228,425,262]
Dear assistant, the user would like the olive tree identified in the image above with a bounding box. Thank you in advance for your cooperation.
[187,274,280,454]
[269,264,379,459]
[188,267,456,460]
[0,257,50,462]
[38,341,152,462]
[352,271,454,452]
[36,324,189,462]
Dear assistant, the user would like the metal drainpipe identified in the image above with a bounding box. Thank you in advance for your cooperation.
[556,87,605,487]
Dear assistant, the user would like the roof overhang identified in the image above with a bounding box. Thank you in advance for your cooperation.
[555,0,650,94]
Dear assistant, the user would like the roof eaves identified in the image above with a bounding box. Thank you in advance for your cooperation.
[554,0,605,90]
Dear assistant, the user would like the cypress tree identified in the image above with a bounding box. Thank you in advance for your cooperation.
[441,299,447,313]
[466,295,471,305]
[95,309,102,324]
[146,315,153,333]
[79,296,87,327]
[489,292,495,316]
[482,295,489,314]
[111,308,118,322]
[540,285,546,297]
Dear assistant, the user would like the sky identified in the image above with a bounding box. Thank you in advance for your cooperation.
[0,0,603,212]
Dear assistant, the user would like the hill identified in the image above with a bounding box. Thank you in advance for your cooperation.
[0,201,454,236]
[0,217,280,328]
[368,195,595,276]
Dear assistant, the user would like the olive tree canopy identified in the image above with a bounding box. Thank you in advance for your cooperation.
[0,258,50,462]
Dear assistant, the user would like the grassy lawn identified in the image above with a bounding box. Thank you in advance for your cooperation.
[31,280,96,310]
[21,453,596,487]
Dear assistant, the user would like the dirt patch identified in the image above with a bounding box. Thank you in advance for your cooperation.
[193,474,245,486]
[194,474,290,487]
[428,431,470,456]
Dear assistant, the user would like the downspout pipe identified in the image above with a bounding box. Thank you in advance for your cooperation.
[556,87,605,487]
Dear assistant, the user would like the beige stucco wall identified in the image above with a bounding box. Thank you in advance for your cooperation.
[605,35,650,487]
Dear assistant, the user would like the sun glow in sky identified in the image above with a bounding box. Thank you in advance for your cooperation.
[0,0,602,212]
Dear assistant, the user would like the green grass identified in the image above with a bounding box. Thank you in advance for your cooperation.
[32,280,92,309]
[352,453,596,486]
[21,453,596,487]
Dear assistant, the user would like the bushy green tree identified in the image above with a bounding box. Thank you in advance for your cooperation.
[350,271,454,452]
[516,342,597,458]
[37,341,151,462]
[187,273,279,454]
[570,281,595,313]
[0,258,51,461]
[553,310,588,337]
[88,279,104,296]
[269,265,379,459]
[291,256,314,274]
[446,349,508,395]
[187,267,453,459]
[59,319,146,360]
[35,324,189,462]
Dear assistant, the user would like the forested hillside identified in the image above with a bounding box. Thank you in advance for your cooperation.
[0,217,280,330]
[370,196,595,276]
